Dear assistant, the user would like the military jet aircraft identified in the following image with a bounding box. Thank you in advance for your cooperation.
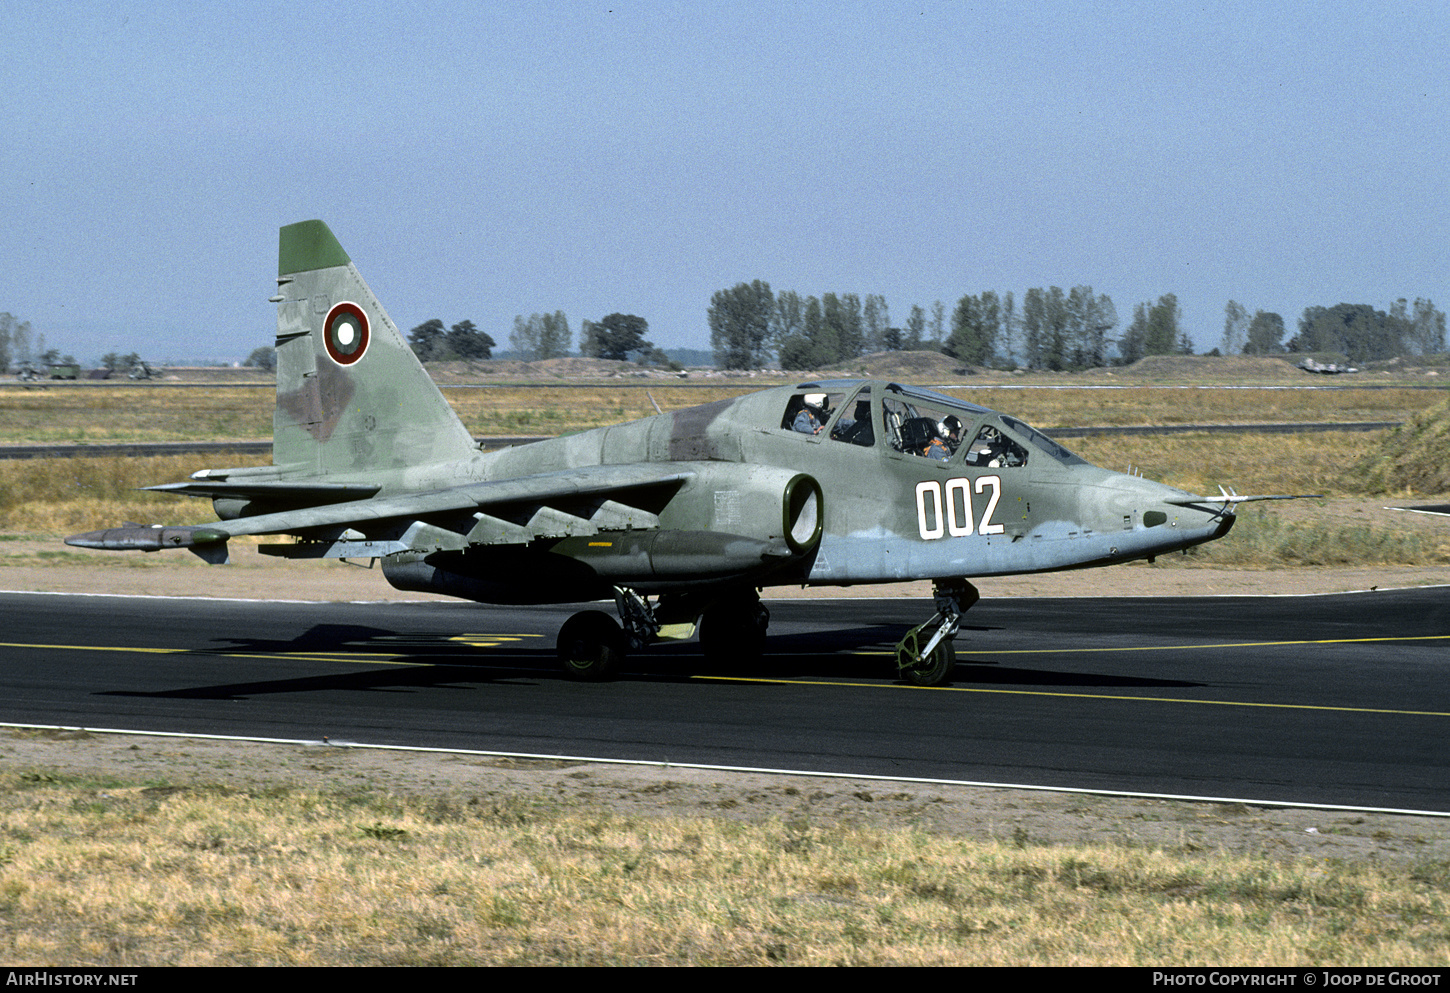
[69,221,1281,685]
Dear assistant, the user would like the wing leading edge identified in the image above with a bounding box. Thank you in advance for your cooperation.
[67,463,693,561]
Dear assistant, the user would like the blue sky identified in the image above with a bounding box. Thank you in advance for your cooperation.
[3,1,1447,364]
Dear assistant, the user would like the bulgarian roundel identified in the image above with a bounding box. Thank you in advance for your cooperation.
[323,302,370,365]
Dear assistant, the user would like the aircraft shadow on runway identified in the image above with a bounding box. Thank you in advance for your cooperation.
[97,621,1203,701]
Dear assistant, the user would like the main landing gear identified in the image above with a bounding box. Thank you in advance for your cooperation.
[557,581,975,687]
[556,587,770,680]
[556,609,626,681]
[894,579,979,687]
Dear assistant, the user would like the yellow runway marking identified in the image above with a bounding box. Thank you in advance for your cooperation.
[2,633,544,670]
[0,642,184,655]
[861,634,1450,657]
[10,639,1446,718]
[690,674,1450,719]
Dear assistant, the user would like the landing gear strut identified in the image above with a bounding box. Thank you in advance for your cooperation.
[895,579,979,686]
[557,587,773,679]
[555,587,659,681]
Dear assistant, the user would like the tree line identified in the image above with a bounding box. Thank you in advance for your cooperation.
[249,291,1446,374]
[709,281,1448,371]
[1222,299,1445,363]
[708,282,1163,371]
[405,312,659,364]
[0,312,39,371]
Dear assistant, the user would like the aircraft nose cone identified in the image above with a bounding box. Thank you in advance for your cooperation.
[1213,513,1235,539]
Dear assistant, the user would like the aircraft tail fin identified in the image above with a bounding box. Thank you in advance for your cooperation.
[271,220,478,475]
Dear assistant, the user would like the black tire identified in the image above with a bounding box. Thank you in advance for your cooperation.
[901,639,955,687]
[557,610,625,681]
[700,598,770,667]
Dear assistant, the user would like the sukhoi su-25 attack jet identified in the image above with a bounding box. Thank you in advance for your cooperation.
[69,221,1290,686]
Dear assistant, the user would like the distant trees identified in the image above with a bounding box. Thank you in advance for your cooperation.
[1243,311,1286,355]
[863,295,891,353]
[1118,294,1189,365]
[1224,297,1446,362]
[1009,287,1119,370]
[707,277,1125,370]
[243,346,276,371]
[445,320,494,360]
[902,305,926,351]
[1288,300,1446,362]
[408,318,495,361]
[708,281,775,370]
[700,274,1449,371]
[407,319,447,360]
[581,313,651,361]
[509,312,569,361]
[945,292,1001,366]
[711,281,945,370]
[0,313,13,371]
[1068,287,1117,369]
[1223,301,1250,356]
[1401,299,1448,355]
[0,312,34,371]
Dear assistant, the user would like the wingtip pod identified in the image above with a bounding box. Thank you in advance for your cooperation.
[65,524,230,564]
[278,220,350,277]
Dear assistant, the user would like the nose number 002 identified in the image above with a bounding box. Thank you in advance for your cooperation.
[916,475,1004,540]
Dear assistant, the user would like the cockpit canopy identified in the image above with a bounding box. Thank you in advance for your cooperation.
[777,380,1088,469]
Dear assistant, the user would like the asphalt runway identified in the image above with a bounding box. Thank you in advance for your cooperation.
[2,587,1447,812]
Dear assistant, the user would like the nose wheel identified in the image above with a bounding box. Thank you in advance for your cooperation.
[895,580,978,686]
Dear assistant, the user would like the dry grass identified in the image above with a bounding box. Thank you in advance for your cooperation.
[1,384,1441,445]
[1,769,1445,966]
[0,456,270,535]
[3,389,1446,570]
[1068,430,1372,496]
[1353,397,1450,495]
[977,386,1440,429]
[1188,507,1450,568]
[0,387,275,444]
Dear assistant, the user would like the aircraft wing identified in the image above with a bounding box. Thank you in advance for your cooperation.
[67,463,693,562]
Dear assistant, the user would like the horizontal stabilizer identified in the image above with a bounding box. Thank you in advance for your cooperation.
[145,481,382,504]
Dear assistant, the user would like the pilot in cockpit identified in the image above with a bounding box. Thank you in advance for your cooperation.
[924,415,963,460]
[792,393,829,435]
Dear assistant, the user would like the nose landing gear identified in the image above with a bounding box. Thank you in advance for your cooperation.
[895,579,979,686]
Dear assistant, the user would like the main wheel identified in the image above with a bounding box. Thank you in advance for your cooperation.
[557,610,625,681]
[899,639,955,687]
[699,597,770,667]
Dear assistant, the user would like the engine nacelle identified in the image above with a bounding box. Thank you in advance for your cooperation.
[379,465,824,604]
[658,463,822,554]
